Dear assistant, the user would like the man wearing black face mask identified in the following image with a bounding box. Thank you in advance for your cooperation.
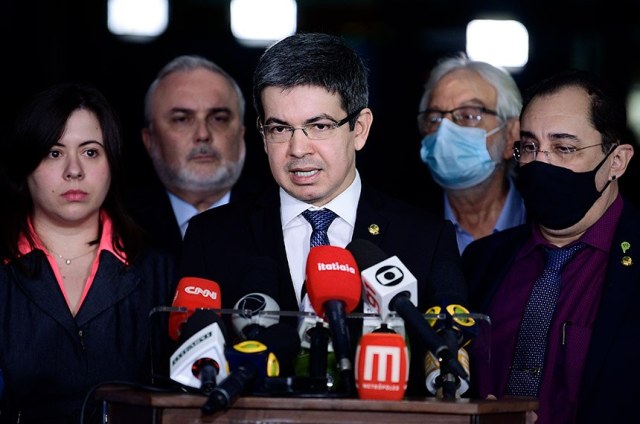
[462,69,638,424]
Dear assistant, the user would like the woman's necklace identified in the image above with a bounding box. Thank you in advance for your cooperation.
[48,246,98,265]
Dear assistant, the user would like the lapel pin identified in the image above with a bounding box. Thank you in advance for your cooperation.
[621,242,632,266]
[368,224,380,235]
[621,241,631,254]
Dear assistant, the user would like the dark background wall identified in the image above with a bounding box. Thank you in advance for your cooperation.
[3,0,640,209]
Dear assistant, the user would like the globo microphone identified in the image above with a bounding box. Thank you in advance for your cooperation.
[169,309,230,394]
[202,322,301,414]
[306,245,361,395]
[355,331,409,400]
[231,292,280,341]
[168,277,222,341]
[345,239,468,382]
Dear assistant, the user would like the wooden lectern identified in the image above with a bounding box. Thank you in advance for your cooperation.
[96,385,538,423]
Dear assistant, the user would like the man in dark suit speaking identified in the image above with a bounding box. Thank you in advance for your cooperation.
[179,32,463,396]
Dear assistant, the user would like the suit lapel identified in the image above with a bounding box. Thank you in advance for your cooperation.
[248,189,298,312]
[74,253,140,326]
[580,202,640,398]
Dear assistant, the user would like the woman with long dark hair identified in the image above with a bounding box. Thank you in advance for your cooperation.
[0,82,177,423]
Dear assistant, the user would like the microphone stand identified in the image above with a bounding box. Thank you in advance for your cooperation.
[435,361,460,399]
[437,329,464,399]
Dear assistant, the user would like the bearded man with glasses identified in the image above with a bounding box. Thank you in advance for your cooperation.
[417,53,526,253]
[462,69,637,424]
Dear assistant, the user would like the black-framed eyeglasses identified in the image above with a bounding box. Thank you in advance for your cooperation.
[258,109,362,144]
[419,105,499,133]
[513,140,605,163]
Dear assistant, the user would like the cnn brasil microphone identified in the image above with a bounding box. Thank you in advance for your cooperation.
[202,322,301,414]
[355,330,409,400]
[306,245,361,396]
[345,239,468,383]
[168,277,222,341]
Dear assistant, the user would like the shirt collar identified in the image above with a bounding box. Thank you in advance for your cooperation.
[280,171,361,228]
[18,210,127,263]
[168,190,231,237]
[523,193,624,256]
[444,177,526,231]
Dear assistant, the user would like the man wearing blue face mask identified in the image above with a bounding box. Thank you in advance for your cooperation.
[462,69,637,424]
[418,53,526,253]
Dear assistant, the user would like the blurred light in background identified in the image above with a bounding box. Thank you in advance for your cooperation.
[627,85,640,142]
[231,0,297,47]
[466,19,529,71]
[107,0,169,40]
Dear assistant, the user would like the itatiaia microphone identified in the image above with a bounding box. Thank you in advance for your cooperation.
[306,245,361,396]
[345,239,468,382]
[202,322,301,414]
[168,277,222,341]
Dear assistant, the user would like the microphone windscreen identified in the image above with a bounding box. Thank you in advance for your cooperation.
[231,293,280,339]
[178,309,228,344]
[355,332,409,400]
[346,239,388,270]
[306,245,361,315]
[169,277,222,341]
[255,323,301,375]
[427,260,468,307]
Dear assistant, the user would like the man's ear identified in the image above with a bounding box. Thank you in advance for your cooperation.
[608,143,635,179]
[502,117,520,161]
[141,127,152,153]
[354,108,373,151]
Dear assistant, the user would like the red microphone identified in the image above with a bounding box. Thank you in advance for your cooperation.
[306,245,361,395]
[169,277,222,341]
[355,332,409,400]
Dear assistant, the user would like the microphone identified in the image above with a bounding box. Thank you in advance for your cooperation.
[305,245,361,395]
[169,309,229,394]
[202,322,301,414]
[231,292,280,341]
[355,331,409,400]
[424,260,475,398]
[345,239,469,383]
[424,304,476,397]
[168,277,222,341]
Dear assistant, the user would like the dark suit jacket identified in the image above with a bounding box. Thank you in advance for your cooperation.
[0,249,176,423]
[462,198,640,423]
[179,181,463,396]
[126,174,267,260]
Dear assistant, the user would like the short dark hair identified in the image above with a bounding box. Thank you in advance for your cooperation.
[252,32,369,130]
[521,69,627,152]
[1,82,142,262]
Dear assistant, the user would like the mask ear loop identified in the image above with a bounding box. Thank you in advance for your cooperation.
[596,144,619,194]
[486,121,507,137]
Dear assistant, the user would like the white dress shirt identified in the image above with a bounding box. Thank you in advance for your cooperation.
[280,172,361,311]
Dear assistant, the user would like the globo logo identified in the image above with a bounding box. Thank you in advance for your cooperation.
[185,286,218,300]
[374,265,404,286]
